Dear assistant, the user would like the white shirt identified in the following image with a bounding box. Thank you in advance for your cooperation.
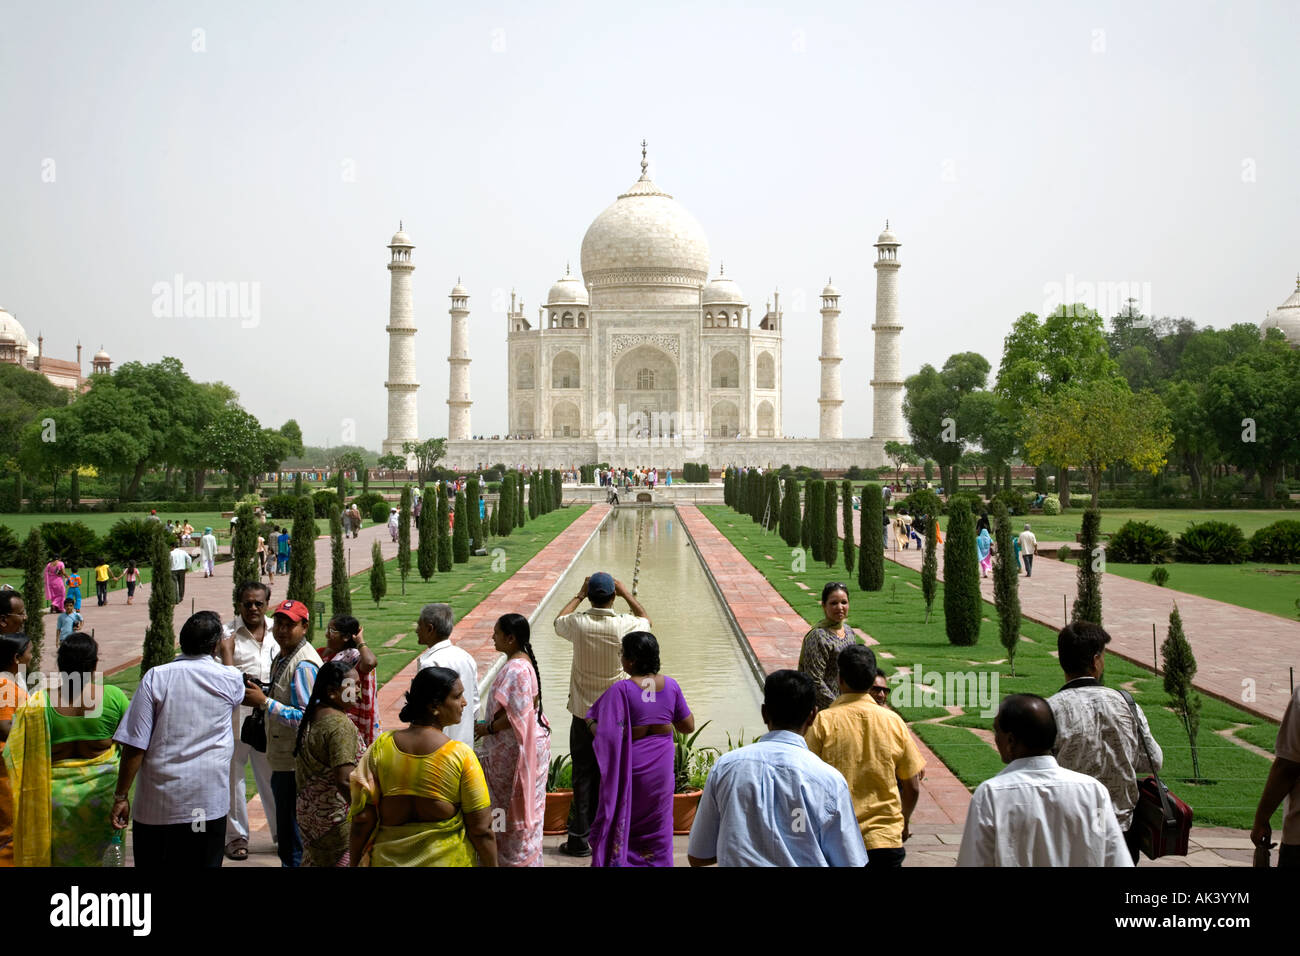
[222,617,279,681]
[169,548,190,572]
[956,755,1133,867]
[1018,530,1038,555]
[554,607,649,718]
[416,640,479,747]
[113,654,246,826]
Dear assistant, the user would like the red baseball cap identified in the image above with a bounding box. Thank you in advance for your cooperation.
[271,599,310,622]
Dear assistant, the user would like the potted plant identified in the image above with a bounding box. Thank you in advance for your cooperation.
[544,753,573,835]
[672,721,720,834]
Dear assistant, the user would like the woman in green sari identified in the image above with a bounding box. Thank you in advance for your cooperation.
[4,634,128,866]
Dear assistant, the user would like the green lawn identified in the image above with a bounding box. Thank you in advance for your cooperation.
[701,505,1282,831]
[1103,561,1300,621]
[1020,508,1290,542]
[0,511,339,539]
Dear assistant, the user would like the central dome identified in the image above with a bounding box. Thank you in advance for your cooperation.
[580,158,710,291]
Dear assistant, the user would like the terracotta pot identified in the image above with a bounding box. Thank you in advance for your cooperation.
[544,789,573,835]
[673,789,703,835]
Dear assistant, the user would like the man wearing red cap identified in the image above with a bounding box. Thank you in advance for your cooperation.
[242,599,321,867]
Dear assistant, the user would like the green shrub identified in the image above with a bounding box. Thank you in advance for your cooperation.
[311,489,339,518]
[371,500,390,524]
[1149,567,1170,587]
[39,521,100,568]
[1042,494,1061,515]
[858,484,884,592]
[902,488,943,521]
[942,500,981,646]
[945,491,984,517]
[1108,520,1175,564]
[265,494,298,519]
[0,525,18,567]
[1175,520,1249,564]
[1250,520,1300,563]
[1057,545,1072,561]
[1072,509,1103,627]
[992,488,1026,516]
[350,491,386,518]
[101,517,156,567]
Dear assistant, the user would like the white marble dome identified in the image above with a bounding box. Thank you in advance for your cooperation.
[93,347,110,362]
[822,280,841,297]
[580,167,710,287]
[389,229,413,247]
[0,308,30,352]
[1261,276,1300,346]
[875,226,899,246]
[702,272,746,305]
[546,267,589,306]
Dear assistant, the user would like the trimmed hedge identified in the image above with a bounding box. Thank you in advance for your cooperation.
[1175,521,1249,564]
[1250,520,1300,563]
[1041,494,1061,515]
[1108,520,1175,564]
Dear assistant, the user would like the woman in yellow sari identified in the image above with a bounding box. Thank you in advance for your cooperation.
[349,665,497,867]
[4,634,128,866]
[1,621,34,867]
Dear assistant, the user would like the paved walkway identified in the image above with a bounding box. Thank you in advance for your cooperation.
[48,520,400,677]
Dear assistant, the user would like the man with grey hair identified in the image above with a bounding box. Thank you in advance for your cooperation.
[1018,523,1038,577]
[415,603,479,746]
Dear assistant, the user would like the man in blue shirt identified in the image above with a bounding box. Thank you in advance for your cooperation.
[688,670,867,867]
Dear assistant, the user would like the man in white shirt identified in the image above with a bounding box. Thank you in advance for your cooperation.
[957,693,1132,867]
[552,571,651,857]
[415,603,479,747]
[1018,524,1038,577]
[169,543,191,603]
[216,580,280,861]
[111,611,246,867]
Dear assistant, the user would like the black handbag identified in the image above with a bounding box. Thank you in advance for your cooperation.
[240,704,267,752]
[1119,689,1192,858]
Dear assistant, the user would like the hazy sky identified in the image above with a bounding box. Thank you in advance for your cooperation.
[2,1,1296,450]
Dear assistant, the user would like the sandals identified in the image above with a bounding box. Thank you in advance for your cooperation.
[224,838,249,861]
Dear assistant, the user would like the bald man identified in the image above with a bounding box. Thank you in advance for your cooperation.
[957,694,1132,867]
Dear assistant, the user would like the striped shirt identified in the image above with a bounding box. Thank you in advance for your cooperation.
[554,607,649,718]
[113,654,245,826]
[266,660,318,728]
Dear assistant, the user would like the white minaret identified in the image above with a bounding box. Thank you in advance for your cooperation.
[383,224,418,462]
[447,279,471,441]
[818,279,843,439]
[871,222,906,441]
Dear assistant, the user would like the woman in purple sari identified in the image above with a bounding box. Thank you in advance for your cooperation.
[585,631,693,867]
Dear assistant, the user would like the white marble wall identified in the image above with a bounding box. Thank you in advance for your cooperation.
[442,437,887,471]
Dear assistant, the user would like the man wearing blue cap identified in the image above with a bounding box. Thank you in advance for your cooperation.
[553,571,651,857]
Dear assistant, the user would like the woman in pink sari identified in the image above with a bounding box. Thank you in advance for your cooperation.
[586,631,694,867]
[476,613,549,867]
[44,559,66,615]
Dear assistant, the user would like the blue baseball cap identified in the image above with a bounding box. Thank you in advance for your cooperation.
[587,572,615,601]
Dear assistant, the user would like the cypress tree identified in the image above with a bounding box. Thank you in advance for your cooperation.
[288,495,318,640]
[369,540,387,607]
[984,467,994,499]
[553,469,563,510]
[329,505,352,616]
[942,500,981,646]
[1072,508,1103,626]
[466,476,482,549]
[1034,466,1047,494]
[498,475,514,538]
[1003,464,1013,491]
[362,465,370,494]
[528,473,540,519]
[841,479,855,576]
[336,467,347,502]
[858,483,884,592]
[823,479,838,568]
[141,523,176,677]
[992,500,1020,674]
[751,470,763,523]
[808,480,824,562]
[398,486,412,593]
[231,502,260,615]
[417,484,436,581]
[801,482,812,549]
[921,508,938,621]
[784,478,801,548]
[1162,603,1203,780]
[516,472,526,527]
[485,502,495,539]
[437,485,453,571]
[294,472,304,496]
[21,527,46,669]
[453,490,470,563]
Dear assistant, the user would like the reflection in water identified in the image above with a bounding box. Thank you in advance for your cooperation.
[531,507,765,754]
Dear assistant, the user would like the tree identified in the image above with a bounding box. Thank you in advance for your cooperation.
[288,495,317,640]
[398,485,412,594]
[822,480,838,568]
[20,527,47,669]
[858,484,884,592]
[417,483,437,581]
[841,480,855,576]
[329,505,352,616]
[1023,382,1173,508]
[369,540,387,607]
[781,477,800,546]
[437,484,453,572]
[279,419,304,457]
[1161,379,1217,499]
[942,500,981,646]
[1072,508,1104,626]
[902,352,992,496]
[883,441,918,484]
[230,502,260,615]
[497,474,514,538]
[1204,342,1300,501]
[453,490,470,563]
[723,467,734,508]
[516,473,526,527]
[402,438,447,489]
[801,481,812,549]
[141,524,176,677]
[1162,602,1203,780]
[528,473,540,519]
[763,472,780,532]
[466,476,482,549]
[921,507,939,622]
[991,500,1021,675]
[377,452,406,475]
[294,472,304,496]
[807,480,824,562]
[552,469,563,512]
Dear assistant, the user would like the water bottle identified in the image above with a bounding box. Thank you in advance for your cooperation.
[102,829,125,867]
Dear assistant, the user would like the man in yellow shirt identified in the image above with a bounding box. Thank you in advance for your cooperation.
[93,560,119,606]
[805,645,925,868]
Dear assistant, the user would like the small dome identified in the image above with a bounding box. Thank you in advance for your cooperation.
[389,229,413,247]
[702,273,746,306]
[546,267,589,306]
[0,309,29,352]
[875,225,899,246]
[93,347,110,361]
[821,280,841,297]
[450,281,469,297]
[1261,275,1300,346]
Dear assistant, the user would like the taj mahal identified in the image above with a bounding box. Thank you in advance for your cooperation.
[382,145,908,471]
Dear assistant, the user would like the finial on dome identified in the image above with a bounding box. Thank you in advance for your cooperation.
[565,262,571,277]
[399,219,403,231]
[719,261,725,276]
[457,275,461,284]
[1295,272,1299,291]
[828,276,833,285]
[885,219,889,230]
[640,139,648,179]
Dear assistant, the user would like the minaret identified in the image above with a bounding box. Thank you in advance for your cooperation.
[447,279,471,441]
[818,279,843,439]
[871,222,906,441]
[382,224,418,462]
